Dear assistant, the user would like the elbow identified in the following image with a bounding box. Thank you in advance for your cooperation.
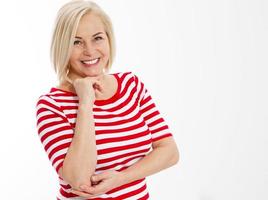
[59,166,94,190]
[170,145,180,166]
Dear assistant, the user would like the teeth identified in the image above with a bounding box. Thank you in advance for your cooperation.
[83,58,99,65]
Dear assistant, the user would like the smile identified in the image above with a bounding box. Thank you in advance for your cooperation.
[81,58,100,66]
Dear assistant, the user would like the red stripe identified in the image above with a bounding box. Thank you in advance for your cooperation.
[95,109,142,126]
[115,182,147,199]
[37,98,63,113]
[143,110,159,121]
[98,139,152,155]
[138,193,150,200]
[107,178,145,194]
[151,125,169,134]
[148,118,164,127]
[48,142,70,160]
[96,155,145,171]
[39,125,71,143]
[97,148,150,164]
[152,134,172,142]
[96,129,150,145]
[96,120,145,135]
[44,134,73,151]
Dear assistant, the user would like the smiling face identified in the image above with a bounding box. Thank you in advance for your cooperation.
[68,12,110,79]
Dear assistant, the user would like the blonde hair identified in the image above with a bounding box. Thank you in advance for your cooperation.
[50,0,115,83]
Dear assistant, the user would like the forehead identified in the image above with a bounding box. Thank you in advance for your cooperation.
[76,13,105,36]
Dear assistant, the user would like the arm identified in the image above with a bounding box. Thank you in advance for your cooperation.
[119,74,179,182]
[59,77,103,189]
[70,74,179,197]
[71,136,179,197]
[36,95,97,190]
[36,77,102,191]
[119,136,179,184]
[59,103,97,190]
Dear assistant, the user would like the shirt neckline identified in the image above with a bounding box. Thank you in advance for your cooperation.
[50,73,121,106]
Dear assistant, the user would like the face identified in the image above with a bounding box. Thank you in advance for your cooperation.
[68,13,110,79]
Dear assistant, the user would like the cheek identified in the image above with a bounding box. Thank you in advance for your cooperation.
[69,50,81,62]
[99,41,110,56]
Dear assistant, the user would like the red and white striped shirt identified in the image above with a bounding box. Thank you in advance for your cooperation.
[36,72,172,199]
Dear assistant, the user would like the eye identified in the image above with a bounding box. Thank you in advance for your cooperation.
[74,40,82,45]
[94,36,103,41]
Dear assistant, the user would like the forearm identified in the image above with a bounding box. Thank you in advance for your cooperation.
[60,104,97,189]
[120,138,179,184]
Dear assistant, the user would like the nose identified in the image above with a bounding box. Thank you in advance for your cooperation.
[83,42,95,56]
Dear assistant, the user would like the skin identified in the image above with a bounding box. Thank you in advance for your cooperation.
[57,12,117,191]
[58,12,180,198]
[59,12,117,101]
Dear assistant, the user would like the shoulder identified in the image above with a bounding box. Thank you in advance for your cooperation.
[114,71,143,84]
[36,88,66,115]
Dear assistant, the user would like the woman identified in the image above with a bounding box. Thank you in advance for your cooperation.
[36,0,179,199]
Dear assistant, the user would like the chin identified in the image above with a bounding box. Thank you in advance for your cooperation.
[84,70,104,77]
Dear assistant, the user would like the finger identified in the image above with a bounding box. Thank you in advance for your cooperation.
[79,185,94,194]
[93,82,103,93]
[88,179,109,195]
[91,171,111,182]
[91,174,103,182]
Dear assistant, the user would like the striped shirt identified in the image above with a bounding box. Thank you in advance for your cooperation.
[36,72,172,199]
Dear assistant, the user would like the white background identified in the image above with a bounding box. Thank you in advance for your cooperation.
[0,0,267,199]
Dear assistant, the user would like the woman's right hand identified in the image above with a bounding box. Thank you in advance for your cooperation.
[72,76,103,106]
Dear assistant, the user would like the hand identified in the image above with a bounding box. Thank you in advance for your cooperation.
[70,170,125,198]
[73,76,104,105]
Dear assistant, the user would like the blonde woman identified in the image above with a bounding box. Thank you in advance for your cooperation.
[36,0,179,199]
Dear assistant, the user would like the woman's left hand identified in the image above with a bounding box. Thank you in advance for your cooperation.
[70,170,125,198]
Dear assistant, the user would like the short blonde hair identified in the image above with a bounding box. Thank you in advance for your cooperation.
[50,0,116,83]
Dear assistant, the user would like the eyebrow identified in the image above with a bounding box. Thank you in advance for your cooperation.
[75,32,105,39]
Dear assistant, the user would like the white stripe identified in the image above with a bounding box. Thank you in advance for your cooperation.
[37,96,65,116]
[36,110,53,121]
[38,122,70,139]
[95,106,139,123]
[62,109,77,115]
[146,114,162,125]
[50,149,68,165]
[125,188,148,200]
[52,95,78,101]
[93,82,137,113]
[140,94,152,109]
[37,116,62,130]
[46,138,72,156]
[97,134,151,150]
[52,159,63,172]
[152,131,171,139]
[141,104,158,117]
[96,152,147,169]
[96,125,148,140]
[150,122,167,131]
[98,143,152,159]
[57,102,78,107]
[42,129,73,147]
[97,157,141,174]
[110,179,147,198]
[95,115,143,131]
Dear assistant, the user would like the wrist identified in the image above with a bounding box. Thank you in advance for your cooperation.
[118,170,131,186]
[78,102,94,110]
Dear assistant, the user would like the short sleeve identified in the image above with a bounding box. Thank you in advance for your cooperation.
[35,95,74,175]
[134,74,173,142]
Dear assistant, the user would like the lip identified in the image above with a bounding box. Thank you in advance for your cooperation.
[81,58,100,67]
